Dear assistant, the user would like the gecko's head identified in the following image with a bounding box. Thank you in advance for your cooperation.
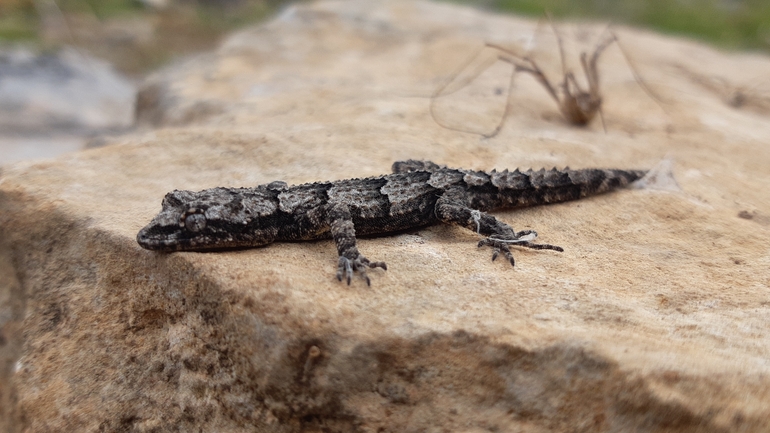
[137,185,284,252]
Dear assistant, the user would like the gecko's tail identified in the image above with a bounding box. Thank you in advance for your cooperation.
[566,168,647,197]
[506,167,647,205]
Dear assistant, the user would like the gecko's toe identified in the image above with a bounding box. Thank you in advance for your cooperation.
[369,261,387,270]
[337,256,354,285]
[518,242,564,252]
[337,255,386,285]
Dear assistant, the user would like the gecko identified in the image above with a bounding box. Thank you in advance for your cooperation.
[137,160,646,285]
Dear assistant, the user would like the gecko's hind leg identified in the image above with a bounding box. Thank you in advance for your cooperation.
[478,231,563,266]
[328,203,387,286]
[437,194,563,266]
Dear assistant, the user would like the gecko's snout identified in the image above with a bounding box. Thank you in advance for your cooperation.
[136,225,160,250]
[136,222,180,252]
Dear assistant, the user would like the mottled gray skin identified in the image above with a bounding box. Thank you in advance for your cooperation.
[137,160,646,285]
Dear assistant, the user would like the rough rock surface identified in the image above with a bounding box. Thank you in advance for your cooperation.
[3,1,770,432]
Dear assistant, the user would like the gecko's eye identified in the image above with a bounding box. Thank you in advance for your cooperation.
[181,209,207,232]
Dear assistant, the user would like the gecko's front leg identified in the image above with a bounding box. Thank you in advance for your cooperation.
[327,203,387,285]
[435,194,563,266]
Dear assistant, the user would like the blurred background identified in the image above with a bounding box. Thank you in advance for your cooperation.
[0,0,768,165]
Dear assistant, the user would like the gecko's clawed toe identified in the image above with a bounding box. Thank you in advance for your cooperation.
[369,261,387,270]
[336,256,354,285]
[506,251,515,266]
[337,255,387,285]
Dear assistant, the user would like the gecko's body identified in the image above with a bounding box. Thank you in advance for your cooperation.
[137,160,645,284]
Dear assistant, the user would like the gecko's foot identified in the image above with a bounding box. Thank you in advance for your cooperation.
[477,230,563,266]
[336,255,387,286]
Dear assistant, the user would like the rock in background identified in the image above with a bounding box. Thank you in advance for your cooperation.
[2,0,770,432]
[0,46,136,165]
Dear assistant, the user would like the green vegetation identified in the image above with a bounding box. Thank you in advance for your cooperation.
[193,1,274,33]
[453,0,770,52]
[0,0,293,74]
[0,1,36,40]
[50,0,144,18]
[1,0,767,72]
[0,0,283,40]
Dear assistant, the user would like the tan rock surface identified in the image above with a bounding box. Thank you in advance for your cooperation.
[3,1,770,431]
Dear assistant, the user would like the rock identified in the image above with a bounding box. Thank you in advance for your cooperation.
[0,46,137,165]
[3,0,770,432]
[0,46,135,133]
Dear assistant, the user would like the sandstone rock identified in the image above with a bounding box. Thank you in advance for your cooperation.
[3,1,770,432]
